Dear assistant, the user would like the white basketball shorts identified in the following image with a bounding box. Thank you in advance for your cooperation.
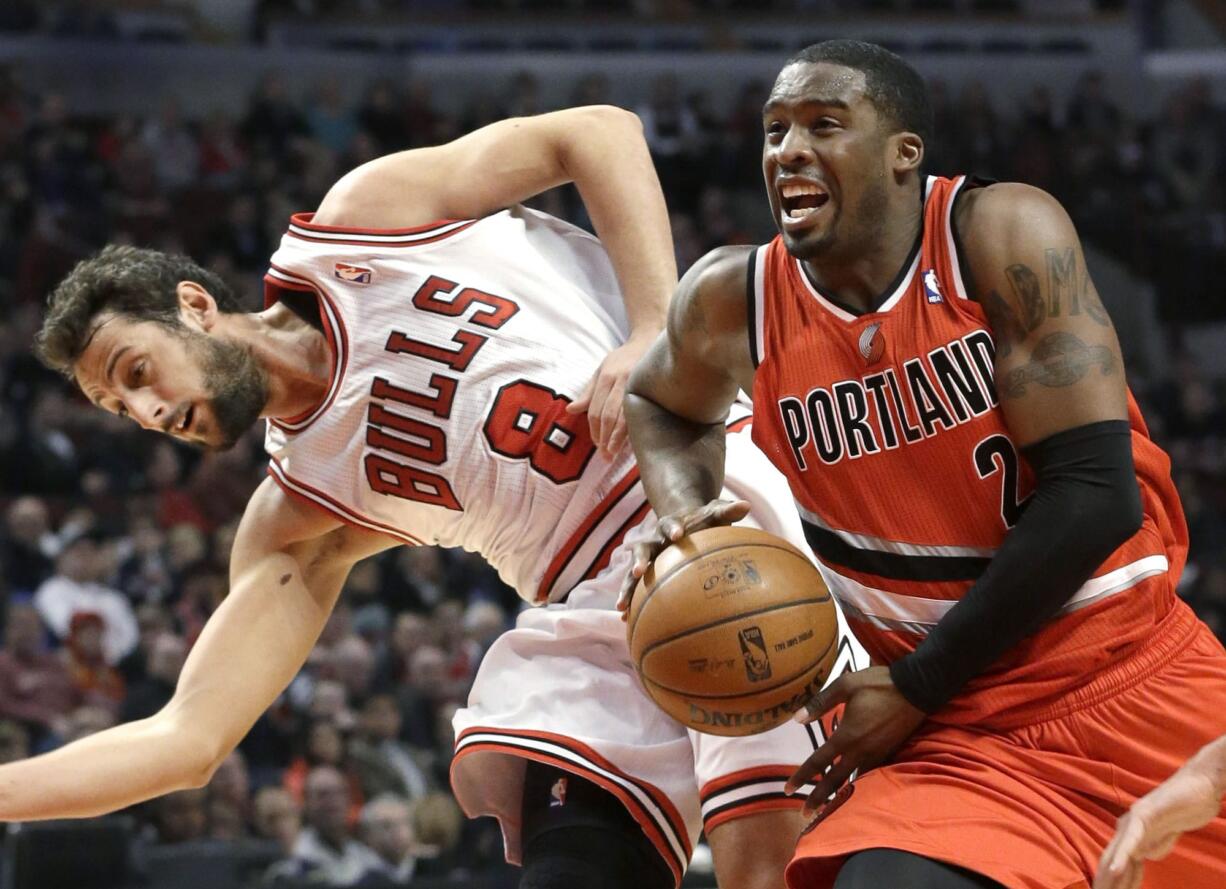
[450,427,866,885]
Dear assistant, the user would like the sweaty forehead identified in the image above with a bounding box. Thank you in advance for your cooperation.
[73,313,149,398]
[768,62,868,108]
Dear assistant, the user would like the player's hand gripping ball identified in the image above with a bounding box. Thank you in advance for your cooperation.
[626,526,839,736]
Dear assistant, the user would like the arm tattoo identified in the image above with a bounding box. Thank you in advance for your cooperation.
[999,331,1116,399]
[981,289,1026,358]
[1045,248,1076,317]
[1044,248,1111,327]
[1005,263,1046,332]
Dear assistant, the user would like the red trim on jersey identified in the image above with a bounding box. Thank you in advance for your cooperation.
[452,726,690,885]
[534,467,641,603]
[704,796,803,834]
[263,264,349,434]
[267,457,424,547]
[578,501,652,586]
[534,415,756,603]
[285,212,478,248]
[699,764,796,799]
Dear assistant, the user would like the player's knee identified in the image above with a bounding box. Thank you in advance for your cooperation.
[520,764,673,889]
[708,810,803,889]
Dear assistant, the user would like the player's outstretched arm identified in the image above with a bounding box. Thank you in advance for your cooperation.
[318,105,675,455]
[620,245,757,606]
[0,479,393,820]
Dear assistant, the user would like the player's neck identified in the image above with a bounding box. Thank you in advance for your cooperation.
[800,190,923,315]
[215,304,333,420]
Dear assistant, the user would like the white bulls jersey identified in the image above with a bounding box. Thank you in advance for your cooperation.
[263,206,672,604]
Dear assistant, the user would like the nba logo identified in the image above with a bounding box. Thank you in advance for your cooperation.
[922,269,943,303]
[550,777,567,807]
[334,262,373,284]
[738,626,772,682]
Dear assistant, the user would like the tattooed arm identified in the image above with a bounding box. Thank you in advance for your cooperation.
[959,183,1127,441]
[886,183,1143,714]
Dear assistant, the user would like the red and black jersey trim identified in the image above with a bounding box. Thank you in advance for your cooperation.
[800,518,991,583]
[699,765,811,833]
[536,412,755,604]
[267,456,425,547]
[285,212,477,248]
[452,727,691,886]
[263,264,348,435]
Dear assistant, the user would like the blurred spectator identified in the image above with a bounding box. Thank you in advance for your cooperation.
[62,611,126,711]
[0,719,30,764]
[283,718,365,822]
[307,78,359,155]
[409,792,465,880]
[268,765,383,887]
[151,787,208,844]
[140,98,200,193]
[208,749,253,841]
[253,785,302,855]
[119,631,185,722]
[350,694,436,802]
[0,602,78,741]
[1,496,57,593]
[356,795,418,885]
[34,532,139,663]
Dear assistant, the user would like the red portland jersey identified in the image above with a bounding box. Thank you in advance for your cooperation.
[748,174,1188,725]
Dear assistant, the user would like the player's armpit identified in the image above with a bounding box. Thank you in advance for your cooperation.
[0,479,395,821]
[958,183,1128,446]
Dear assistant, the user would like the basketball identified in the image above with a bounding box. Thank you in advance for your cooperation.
[626,526,839,737]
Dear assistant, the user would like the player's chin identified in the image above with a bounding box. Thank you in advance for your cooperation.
[781,228,833,261]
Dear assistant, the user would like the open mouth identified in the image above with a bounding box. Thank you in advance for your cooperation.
[176,403,195,435]
[779,181,830,223]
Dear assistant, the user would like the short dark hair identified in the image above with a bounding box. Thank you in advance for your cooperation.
[35,245,236,377]
[785,40,933,147]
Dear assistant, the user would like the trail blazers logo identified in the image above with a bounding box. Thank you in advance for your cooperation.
[334,262,373,284]
[857,322,885,364]
[738,626,772,682]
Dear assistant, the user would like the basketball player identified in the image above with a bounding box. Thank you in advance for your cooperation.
[623,41,1226,888]
[1095,734,1226,889]
[17,105,863,889]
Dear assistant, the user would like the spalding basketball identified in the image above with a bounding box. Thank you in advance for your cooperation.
[627,526,838,737]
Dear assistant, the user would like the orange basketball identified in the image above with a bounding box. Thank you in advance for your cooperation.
[626,526,838,737]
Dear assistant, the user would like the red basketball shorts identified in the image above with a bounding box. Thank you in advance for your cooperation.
[787,600,1226,889]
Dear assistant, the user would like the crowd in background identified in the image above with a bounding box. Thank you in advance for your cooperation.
[0,46,1223,887]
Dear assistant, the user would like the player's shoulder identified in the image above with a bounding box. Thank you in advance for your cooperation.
[676,244,756,323]
[955,181,1078,264]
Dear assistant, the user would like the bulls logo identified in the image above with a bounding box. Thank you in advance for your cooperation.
[857,322,885,364]
[738,626,772,682]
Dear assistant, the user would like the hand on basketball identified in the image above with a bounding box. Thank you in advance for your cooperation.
[1094,757,1224,889]
[616,498,752,617]
[784,666,926,816]
[568,333,657,459]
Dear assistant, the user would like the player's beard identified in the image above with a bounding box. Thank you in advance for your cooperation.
[193,333,269,451]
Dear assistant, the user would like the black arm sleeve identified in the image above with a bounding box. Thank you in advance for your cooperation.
[888,419,1143,714]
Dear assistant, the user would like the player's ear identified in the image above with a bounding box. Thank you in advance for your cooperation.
[177,281,220,332]
[891,132,924,177]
